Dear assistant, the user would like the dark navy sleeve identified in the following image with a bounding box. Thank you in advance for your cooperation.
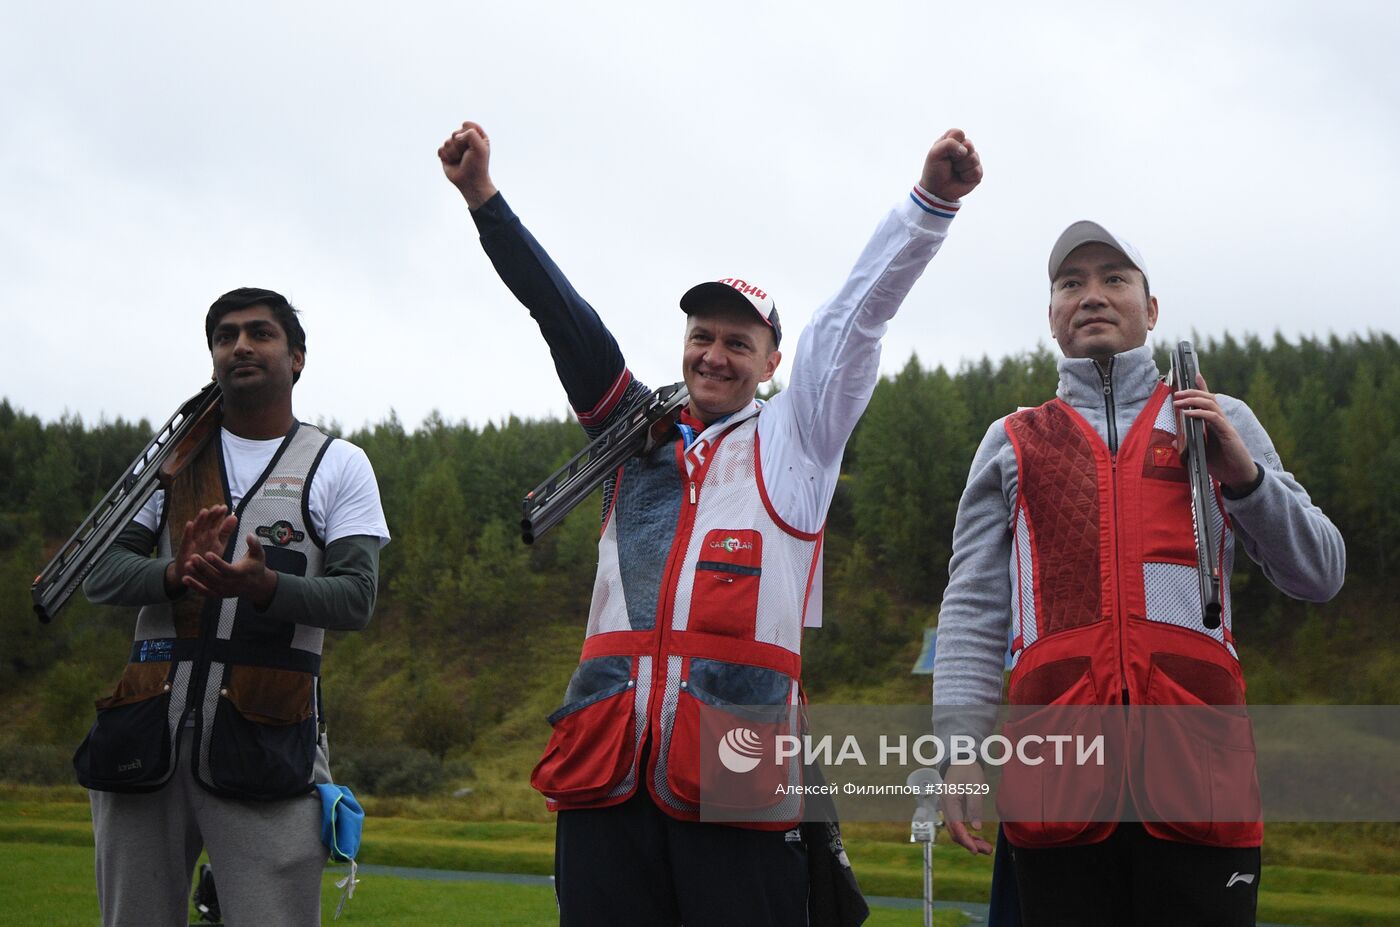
[472,192,645,434]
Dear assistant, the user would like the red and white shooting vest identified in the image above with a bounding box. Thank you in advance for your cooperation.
[1000,382,1262,848]
[531,411,821,824]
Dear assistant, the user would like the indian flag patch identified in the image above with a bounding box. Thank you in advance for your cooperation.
[265,476,304,500]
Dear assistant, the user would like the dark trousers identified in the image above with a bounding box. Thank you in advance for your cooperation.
[1009,823,1260,927]
[988,825,1024,927]
[554,789,809,927]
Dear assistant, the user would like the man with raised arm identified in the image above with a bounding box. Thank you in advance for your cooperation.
[78,288,390,927]
[933,224,1345,926]
[440,120,982,926]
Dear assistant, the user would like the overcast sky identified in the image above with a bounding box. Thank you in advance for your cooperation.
[3,0,1396,433]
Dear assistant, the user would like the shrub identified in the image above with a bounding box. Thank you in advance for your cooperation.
[0,741,74,785]
[334,744,446,796]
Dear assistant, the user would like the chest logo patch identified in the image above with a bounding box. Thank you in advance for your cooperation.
[256,520,305,546]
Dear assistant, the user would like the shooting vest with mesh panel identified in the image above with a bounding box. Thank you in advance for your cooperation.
[999,382,1262,848]
[530,407,821,825]
[75,422,334,800]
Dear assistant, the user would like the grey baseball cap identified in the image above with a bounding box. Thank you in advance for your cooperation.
[1048,220,1150,288]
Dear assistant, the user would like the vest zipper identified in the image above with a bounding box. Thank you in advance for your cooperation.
[643,444,703,798]
[1102,359,1129,701]
[1100,357,1118,454]
[1108,455,1129,706]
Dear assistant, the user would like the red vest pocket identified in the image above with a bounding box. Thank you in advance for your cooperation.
[664,657,796,816]
[1138,441,1205,564]
[1136,656,1262,846]
[688,529,763,638]
[1000,661,1122,848]
[666,680,793,814]
[532,667,638,805]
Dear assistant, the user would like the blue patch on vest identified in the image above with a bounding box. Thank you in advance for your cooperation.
[134,639,174,663]
[689,658,790,705]
[550,655,635,724]
[614,443,683,631]
[563,655,633,706]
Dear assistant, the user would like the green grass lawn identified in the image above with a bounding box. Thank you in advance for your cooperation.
[0,842,967,927]
[0,841,563,927]
[3,788,1396,926]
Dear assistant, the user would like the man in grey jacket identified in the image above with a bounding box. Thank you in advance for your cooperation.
[932,223,1345,926]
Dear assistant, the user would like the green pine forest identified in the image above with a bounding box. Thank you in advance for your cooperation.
[2,332,1398,805]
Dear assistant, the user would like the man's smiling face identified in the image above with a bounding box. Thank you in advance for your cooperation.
[681,304,781,423]
[1048,242,1158,364]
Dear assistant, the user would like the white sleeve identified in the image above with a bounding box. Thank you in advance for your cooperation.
[307,440,391,547]
[134,489,164,534]
[758,187,960,535]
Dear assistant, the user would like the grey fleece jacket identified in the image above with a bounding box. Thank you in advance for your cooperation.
[932,344,1345,730]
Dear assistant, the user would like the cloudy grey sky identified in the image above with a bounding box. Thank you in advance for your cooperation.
[3,0,1396,432]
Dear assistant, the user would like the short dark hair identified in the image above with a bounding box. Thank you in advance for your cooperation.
[205,287,307,382]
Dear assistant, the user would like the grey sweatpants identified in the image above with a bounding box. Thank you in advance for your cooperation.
[89,736,325,927]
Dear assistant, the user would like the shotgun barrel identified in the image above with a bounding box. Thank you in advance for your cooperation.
[30,381,222,623]
[1170,341,1223,629]
[522,382,688,544]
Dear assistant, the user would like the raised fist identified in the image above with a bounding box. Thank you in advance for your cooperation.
[919,128,983,202]
[439,120,498,210]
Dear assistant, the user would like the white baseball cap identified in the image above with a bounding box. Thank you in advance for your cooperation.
[680,277,782,346]
[1048,220,1150,288]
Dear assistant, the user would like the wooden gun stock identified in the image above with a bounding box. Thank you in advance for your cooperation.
[158,391,222,487]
